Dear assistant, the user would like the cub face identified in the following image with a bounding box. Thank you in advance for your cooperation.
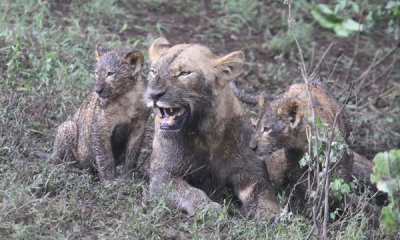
[144,38,245,136]
[94,45,144,105]
[250,98,305,155]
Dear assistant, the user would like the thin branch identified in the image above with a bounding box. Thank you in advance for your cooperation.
[344,30,361,83]
[308,42,316,77]
[328,54,344,82]
[309,42,335,81]
[322,83,353,239]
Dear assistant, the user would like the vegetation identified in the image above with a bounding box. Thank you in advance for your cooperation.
[1,0,399,239]
[371,150,400,235]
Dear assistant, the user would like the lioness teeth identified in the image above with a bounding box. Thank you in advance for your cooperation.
[156,107,165,118]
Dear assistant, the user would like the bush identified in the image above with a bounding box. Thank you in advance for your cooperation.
[371,149,400,235]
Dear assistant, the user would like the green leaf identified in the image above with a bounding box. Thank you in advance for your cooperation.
[377,181,389,193]
[311,9,336,29]
[372,149,400,234]
[314,116,324,129]
[315,4,334,15]
[341,183,351,194]
[381,206,398,233]
[342,18,363,31]
[350,2,360,14]
[334,25,351,37]
[330,211,337,220]
[334,0,346,13]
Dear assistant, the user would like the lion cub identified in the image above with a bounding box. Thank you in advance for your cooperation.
[51,46,149,181]
[231,81,354,186]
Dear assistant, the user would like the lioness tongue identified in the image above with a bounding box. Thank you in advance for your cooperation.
[162,115,175,126]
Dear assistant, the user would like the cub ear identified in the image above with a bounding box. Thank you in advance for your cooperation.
[123,50,145,76]
[95,44,109,61]
[213,51,245,86]
[250,117,259,128]
[148,37,172,64]
[277,99,305,130]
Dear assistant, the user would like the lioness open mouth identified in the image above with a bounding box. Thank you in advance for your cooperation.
[155,106,188,130]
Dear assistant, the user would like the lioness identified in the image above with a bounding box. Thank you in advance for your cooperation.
[231,81,354,188]
[143,38,280,216]
[51,46,149,180]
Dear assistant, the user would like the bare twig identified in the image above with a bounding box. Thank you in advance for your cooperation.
[344,3,365,83]
[353,44,399,89]
[308,42,316,77]
[328,54,344,82]
[282,169,309,213]
[322,83,353,238]
[344,28,361,83]
[309,42,335,81]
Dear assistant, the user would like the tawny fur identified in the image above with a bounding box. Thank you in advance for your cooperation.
[51,46,149,181]
[143,38,280,216]
[232,82,355,194]
[254,82,352,182]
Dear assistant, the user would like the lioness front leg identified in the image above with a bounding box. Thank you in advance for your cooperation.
[232,173,280,216]
[51,120,77,163]
[150,171,222,215]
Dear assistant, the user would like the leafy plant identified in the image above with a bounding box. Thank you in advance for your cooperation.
[299,114,356,237]
[371,149,400,235]
[311,1,363,37]
[366,1,400,39]
[265,22,312,53]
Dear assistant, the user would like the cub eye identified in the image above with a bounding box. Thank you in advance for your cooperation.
[263,127,271,132]
[178,71,191,77]
[107,71,115,77]
[150,69,157,75]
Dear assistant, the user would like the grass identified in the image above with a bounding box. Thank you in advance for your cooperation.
[1,0,399,239]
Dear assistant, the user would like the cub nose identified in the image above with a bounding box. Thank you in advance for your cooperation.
[250,144,258,151]
[95,86,104,94]
[249,139,258,151]
[95,82,104,94]
[148,89,166,101]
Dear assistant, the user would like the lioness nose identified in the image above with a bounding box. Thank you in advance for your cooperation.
[149,89,166,101]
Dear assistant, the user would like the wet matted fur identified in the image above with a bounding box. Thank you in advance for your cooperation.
[232,81,355,198]
[51,46,149,180]
[143,38,280,216]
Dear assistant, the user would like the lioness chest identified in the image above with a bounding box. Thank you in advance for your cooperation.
[156,117,253,194]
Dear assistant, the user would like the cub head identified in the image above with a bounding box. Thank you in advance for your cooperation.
[250,98,305,156]
[144,38,245,135]
[94,45,144,105]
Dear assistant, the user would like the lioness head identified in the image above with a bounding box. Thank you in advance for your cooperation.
[250,98,306,155]
[94,45,144,105]
[144,38,245,135]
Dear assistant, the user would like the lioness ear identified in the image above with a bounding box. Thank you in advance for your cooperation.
[148,37,172,63]
[214,51,245,86]
[95,44,109,61]
[277,99,304,130]
[123,50,144,76]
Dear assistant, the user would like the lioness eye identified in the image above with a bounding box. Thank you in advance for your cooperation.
[263,127,271,132]
[178,71,191,76]
[107,71,115,77]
